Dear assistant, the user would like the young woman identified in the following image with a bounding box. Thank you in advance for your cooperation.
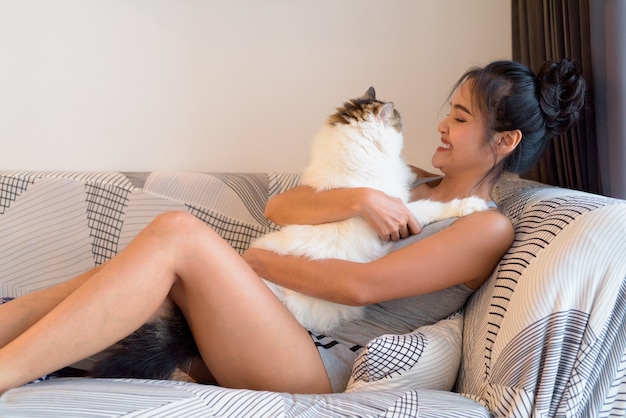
[0,59,585,395]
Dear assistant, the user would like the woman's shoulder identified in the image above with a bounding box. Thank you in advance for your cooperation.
[451,208,514,249]
[443,209,513,289]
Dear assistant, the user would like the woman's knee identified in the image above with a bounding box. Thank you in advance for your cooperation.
[149,211,206,236]
[145,211,224,261]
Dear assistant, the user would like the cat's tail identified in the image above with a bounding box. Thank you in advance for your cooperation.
[89,306,199,380]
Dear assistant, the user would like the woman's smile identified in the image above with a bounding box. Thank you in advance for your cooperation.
[436,140,452,152]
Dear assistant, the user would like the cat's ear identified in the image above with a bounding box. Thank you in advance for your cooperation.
[377,102,395,120]
[362,87,376,100]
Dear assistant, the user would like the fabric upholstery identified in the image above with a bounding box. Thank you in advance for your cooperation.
[458,173,626,416]
[346,312,463,392]
[1,170,624,417]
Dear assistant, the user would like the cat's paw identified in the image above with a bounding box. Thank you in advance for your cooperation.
[456,196,490,216]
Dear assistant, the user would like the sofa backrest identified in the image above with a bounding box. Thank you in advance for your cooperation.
[0,171,298,297]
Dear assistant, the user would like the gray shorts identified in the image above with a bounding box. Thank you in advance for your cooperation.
[308,332,363,393]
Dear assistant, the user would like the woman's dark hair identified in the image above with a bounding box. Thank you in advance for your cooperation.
[453,59,586,175]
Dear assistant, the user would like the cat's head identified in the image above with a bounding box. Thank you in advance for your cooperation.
[303,88,410,190]
[327,87,402,133]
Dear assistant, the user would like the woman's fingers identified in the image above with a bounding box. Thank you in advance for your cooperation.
[407,216,422,235]
[383,219,421,242]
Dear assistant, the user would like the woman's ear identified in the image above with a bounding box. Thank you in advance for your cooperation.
[495,130,522,156]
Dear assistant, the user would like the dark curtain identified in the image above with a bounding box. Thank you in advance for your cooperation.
[589,0,626,199]
[512,0,602,194]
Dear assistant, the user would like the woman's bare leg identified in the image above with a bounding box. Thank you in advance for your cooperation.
[0,212,330,394]
[0,265,103,348]
[166,221,330,393]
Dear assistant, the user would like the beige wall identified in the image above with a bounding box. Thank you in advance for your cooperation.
[0,0,511,173]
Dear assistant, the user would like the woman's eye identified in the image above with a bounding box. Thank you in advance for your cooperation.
[446,112,465,123]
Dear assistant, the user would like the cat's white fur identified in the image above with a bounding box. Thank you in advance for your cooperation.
[251,89,488,332]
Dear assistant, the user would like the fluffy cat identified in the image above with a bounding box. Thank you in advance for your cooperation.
[90,87,488,380]
[252,87,488,332]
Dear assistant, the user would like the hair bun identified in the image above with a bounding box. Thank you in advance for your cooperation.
[537,59,586,138]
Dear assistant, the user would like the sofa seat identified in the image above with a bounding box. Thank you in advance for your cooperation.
[0,378,489,418]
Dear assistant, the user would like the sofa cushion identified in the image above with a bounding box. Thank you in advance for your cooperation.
[457,175,626,416]
[346,311,463,392]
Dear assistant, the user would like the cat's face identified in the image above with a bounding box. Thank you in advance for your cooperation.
[327,87,402,133]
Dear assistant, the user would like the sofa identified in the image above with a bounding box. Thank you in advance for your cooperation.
[0,170,624,417]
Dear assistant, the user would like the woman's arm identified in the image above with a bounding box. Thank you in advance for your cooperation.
[244,210,513,305]
[265,186,367,226]
[265,186,421,240]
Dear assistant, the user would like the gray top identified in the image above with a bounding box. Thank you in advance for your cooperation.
[325,217,474,348]
[312,176,494,391]
[314,217,477,392]
[326,175,489,347]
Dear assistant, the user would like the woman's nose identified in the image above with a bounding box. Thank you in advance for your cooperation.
[437,119,447,134]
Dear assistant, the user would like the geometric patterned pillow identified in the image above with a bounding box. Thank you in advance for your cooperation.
[346,311,463,392]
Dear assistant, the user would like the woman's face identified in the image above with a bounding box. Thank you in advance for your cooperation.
[432,81,495,177]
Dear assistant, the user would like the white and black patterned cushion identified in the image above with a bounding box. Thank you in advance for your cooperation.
[347,312,463,392]
[458,174,626,417]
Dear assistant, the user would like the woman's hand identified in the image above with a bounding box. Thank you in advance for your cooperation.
[359,188,422,241]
